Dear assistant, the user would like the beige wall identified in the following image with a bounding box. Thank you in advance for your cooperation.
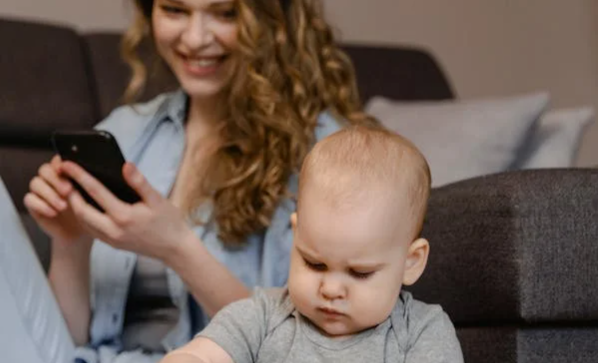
[2,0,597,165]
[0,0,130,31]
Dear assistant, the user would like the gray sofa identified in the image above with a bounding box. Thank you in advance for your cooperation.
[1,16,597,363]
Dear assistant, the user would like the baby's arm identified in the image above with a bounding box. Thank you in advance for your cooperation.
[160,337,234,363]
[162,289,276,363]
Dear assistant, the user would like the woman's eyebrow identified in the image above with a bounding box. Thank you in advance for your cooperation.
[162,0,186,6]
[208,0,235,8]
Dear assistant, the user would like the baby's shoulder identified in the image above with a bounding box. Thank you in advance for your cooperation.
[252,287,295,332]
[392,291,458,351]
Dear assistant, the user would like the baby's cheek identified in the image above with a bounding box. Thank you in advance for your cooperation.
[359,285,397,322]
[289,275,317,317]
[289,268,313,299]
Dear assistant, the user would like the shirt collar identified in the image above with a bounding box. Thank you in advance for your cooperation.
[155,89,188,129]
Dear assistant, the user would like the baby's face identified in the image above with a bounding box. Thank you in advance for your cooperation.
[288,186,418,338]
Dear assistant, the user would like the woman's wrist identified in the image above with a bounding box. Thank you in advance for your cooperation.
[162,229,251,317]
[163,228,204,271]
[51,235,93,264]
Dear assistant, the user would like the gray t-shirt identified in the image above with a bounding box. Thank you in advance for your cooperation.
[198,288,463,363]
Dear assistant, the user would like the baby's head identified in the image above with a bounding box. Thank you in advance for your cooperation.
[288,125,431,337]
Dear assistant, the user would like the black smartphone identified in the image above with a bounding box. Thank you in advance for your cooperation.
[51,130,141,211]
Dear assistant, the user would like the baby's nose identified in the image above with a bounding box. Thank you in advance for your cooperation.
[320,274,346,300]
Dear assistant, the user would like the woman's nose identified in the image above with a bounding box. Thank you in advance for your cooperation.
[181,14,215,50]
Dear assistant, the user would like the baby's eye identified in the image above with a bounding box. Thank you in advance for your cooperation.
[349,270,374,280]
[304,258,326,272]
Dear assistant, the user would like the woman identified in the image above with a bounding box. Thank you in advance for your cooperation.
[0,0,375,362]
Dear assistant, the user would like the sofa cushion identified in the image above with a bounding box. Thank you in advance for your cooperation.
[456,327,517,363]
[0,146,55,212]
[84,34,178,119]
[342,45,455,103]
[0,18,97,144]
[456,326,598,363]
[514,107,594,169]
[411,169,598,323]
[366,92,550,186]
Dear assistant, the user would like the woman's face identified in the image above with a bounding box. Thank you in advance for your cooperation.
[152,0,239,100]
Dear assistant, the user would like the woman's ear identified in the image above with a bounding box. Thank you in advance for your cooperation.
[402,238,430,286]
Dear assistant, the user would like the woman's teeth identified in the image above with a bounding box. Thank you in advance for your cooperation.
[188,58,219,67]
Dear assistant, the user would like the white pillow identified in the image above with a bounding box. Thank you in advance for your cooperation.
[365,93,550,187]
[515,107,594,169]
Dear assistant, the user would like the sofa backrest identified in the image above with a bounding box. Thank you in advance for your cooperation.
[0,18,99,210]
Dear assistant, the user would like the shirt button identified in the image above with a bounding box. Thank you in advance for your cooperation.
[112,314,119,324]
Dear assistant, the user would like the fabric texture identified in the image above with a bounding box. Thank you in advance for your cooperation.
[0,18,96,143]
[410,168,598,324]
[366,92,550,186]
[198,288,463,363]
[514,107,594,169]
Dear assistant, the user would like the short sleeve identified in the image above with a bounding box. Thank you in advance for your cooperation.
[404,310,464,363]
[197,290,274,363]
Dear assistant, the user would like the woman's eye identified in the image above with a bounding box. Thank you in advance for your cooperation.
[160,5,186,15]
[217,9,237,20]
[350,270,374,280]
[304,259,326,271]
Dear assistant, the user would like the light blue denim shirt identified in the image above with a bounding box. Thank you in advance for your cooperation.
[82,90,341,358]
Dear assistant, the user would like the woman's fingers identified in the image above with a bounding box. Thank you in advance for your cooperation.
[61,161,129,215]
[29,176,67,212]
[47,156,73,195]
[24,192,58,218]
[122,162,162,207]
[68,191,120,240]
[39,163,71,197]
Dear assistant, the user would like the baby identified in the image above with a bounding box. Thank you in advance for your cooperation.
[161,125,463,363]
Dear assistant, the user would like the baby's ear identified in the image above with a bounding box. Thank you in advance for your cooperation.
[290,212,298,231]
[402,238,429,286]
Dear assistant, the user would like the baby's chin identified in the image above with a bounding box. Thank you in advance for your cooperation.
[315,319,371,339]
[299,310,367,338]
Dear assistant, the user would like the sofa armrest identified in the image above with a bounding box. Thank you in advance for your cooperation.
[408,168,598,325]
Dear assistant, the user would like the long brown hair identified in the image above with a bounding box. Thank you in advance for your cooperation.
[122,0,377,244]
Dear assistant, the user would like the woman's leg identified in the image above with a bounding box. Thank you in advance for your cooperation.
[0,177,75,363]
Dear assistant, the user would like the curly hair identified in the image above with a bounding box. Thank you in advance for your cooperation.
[122,0,378,245]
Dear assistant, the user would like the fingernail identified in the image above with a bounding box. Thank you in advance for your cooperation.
[130,167,142,184]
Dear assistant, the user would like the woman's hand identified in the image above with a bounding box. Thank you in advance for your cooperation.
[23,155,90,247]
[60,161,195,262]
[61,160,250,318]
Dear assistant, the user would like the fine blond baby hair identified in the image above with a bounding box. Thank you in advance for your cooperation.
[298,125,431,239]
